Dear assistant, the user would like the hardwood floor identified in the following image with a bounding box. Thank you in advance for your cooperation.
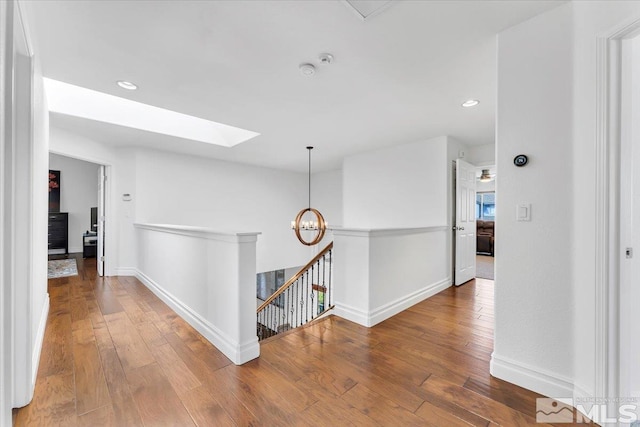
[14,259,591,426]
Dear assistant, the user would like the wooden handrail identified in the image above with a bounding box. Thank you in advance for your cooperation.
[257,241,333,313]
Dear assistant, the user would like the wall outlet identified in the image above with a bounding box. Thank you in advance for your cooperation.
[458,150,466,158]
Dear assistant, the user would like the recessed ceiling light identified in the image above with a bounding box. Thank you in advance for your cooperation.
[462,99,479,108]
[116,80,138,90]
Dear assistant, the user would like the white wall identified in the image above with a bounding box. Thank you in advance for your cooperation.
[467,143,495,166]
[343,136,449,229]
[493,2,574,397]
[49,126,134,276]
[310,169,342,251]
[49,153,99,253]
[134,148,310,273]
[311,169,342,228]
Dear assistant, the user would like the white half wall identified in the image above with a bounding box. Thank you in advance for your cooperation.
[333,227,451,327]
[134,223,260,364]
[49,153,99,253]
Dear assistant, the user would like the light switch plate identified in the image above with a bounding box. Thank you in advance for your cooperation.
[517,203,531,221]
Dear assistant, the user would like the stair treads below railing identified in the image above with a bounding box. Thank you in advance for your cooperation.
[257,242,333,341]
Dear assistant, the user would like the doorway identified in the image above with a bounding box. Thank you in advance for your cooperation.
[594,17,640,414]
[47,153,107,277]
[475,165,496,281]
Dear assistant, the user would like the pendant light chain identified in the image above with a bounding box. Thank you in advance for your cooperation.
[307,146,312,210]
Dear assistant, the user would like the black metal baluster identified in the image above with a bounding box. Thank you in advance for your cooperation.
[294,278,298,328]
[298,274,302,327]
[304,265,313,323]
[321,254,325,315]
[328,249,332,308]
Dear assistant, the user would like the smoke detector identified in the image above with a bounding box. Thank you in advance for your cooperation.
[319,53,334,64]
[299,63,316,76]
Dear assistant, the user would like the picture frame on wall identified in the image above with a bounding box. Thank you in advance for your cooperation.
[49,169,61,212]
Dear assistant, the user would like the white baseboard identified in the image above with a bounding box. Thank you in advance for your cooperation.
[368,277,451,326]
[573,383,593,401]
[135,269,259,365]
[32,294,49,389]
[333,303,370,327]
[334,277,451,327]
[68,246,82,254]
[490,352,574,398]
[114,267,137,276]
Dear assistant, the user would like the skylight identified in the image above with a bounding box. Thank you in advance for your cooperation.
[44,78,259,148]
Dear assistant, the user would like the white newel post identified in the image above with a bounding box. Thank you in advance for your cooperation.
[332,229,372,327]
[230,233,260,364]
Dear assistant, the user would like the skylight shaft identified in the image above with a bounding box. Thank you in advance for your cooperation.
[44,78,259,147]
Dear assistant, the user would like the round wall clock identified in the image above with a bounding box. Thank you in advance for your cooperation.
[513,155,528,167]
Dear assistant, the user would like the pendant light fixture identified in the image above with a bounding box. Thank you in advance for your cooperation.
[291,146,327,246]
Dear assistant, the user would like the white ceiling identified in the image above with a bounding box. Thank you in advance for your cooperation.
[23,0,563,172]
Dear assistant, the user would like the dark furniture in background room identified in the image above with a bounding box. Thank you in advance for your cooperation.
[84,208,99,258]
[48,212,68,255]
[477,220,495,256]
[90,206,98,232]
[83,231,97,258]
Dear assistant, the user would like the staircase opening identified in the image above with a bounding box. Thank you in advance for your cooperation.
[256,242,333,341]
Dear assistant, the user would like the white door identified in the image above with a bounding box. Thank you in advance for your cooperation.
[455,159,476,285]
[97,166,106,276]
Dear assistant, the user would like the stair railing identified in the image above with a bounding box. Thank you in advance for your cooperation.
[256,241,333,341]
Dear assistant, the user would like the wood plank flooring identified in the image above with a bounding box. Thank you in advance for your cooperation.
[14,255,592,426]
